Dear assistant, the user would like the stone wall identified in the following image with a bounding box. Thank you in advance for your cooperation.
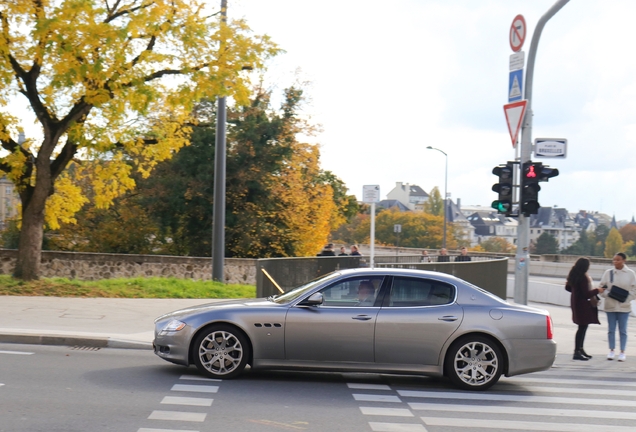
[0,249,257,285]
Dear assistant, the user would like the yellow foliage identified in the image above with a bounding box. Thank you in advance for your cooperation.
[0,0,279,230]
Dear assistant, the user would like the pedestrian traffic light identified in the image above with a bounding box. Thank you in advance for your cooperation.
[491,162,514,215]
[520,161,541,216]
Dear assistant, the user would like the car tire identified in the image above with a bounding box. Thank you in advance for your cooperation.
[445,335,503,391]
[192,324,250,379]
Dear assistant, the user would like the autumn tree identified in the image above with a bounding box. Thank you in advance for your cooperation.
[619,223,636,244]
[0,1,277,279]
[127,86,352,258]
[476,237,515,253]
[423,186,443,216]
[604,228,624,258]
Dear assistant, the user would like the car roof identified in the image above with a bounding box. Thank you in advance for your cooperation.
[333,267,463,284]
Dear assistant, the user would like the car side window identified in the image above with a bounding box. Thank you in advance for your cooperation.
[319,277,384,307]
[389,277,454,307]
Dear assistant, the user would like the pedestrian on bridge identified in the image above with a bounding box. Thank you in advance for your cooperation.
[566,257,602,361]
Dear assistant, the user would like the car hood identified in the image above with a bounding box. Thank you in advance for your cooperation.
[155,298,272,322]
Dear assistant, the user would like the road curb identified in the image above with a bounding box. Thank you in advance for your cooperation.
[0,333,151,350]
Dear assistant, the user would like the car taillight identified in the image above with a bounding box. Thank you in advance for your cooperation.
[546,315,553,339]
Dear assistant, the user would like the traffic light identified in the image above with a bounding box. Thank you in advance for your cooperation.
[520,161,559,216]
[491,162,514,215]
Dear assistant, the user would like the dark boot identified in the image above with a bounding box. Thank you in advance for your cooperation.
[580,349,592,359]
[573,349,589,361]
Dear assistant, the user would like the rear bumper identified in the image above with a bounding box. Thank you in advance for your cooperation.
[505,338,557,376]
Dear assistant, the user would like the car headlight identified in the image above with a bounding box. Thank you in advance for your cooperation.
[160,319,187,334]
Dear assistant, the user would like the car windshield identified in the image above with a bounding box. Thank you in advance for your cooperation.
[269,271,341,304]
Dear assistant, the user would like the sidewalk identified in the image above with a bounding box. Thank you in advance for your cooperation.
[1,295,635,370]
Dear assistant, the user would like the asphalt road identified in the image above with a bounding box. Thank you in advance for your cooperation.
[3,343,636,432]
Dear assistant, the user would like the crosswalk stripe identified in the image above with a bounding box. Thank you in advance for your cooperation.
[138,428,199,432]
[348,383,392,390]
[409,402,636,420]
[360,407,414,417]
[179,375,221,382]
[160,396,213,407]
[397,390,636,407]
[421,417,636,431]
[505,376,636,387]
[148,411,207,422]
[499,384,636,397]
[515,370,636,381]
[170,384,218,393]
[0,350,34,355]
[369,422,428,431]
[353,394,401,403]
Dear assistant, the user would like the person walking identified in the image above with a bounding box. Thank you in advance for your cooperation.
[338,247,348,256]
[454,247,472,262]
[598,252,636,362]
[565,257,602,361]
[350,245,362,256]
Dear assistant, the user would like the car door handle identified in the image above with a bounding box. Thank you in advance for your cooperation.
[352,315,373,321]
[438,315,459,322]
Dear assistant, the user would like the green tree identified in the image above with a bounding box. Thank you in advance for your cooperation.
[423,187,443,216]
[534,232,559,255]
[135,87,348,258]
[0,1,277,279]
[562,229,593,256]
[604,228,624,258]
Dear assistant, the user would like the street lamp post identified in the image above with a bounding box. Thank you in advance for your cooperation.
[426,146,448,249]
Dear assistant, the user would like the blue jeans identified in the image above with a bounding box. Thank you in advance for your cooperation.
[606,311,630,352]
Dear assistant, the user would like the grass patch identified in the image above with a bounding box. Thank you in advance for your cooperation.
[0,275,256,299]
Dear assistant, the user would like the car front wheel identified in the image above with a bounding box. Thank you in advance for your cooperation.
[192,325,250,379]
[445,335,503,391]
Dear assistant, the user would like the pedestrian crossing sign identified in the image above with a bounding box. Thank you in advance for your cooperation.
[509,69,523,102]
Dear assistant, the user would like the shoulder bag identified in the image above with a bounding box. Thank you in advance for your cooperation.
[608,270,629,303]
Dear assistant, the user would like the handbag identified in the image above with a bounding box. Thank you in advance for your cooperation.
[607,270,629,303]
[609,286,629,303]
[589,295,599,307]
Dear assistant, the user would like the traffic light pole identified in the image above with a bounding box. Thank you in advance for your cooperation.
[514,0,569,304]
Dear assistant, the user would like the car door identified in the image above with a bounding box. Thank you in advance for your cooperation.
[285,276,386,363]
[375,276,463,366]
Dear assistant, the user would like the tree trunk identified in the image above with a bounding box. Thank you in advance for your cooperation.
[13,160,53,281]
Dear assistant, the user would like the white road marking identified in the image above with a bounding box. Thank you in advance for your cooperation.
[369,422,427,431]
[354,393,401,403]
[0,350,34,355]
[160,396,213,407]
[397,390,636,407]
[504,376,636,387]
[138,429,199,432]
[179,374,221,382]
[500,384,636,397]
[360,407,414,417]
[137,428,199,432]
[421,417,636,432]
[409,402,636,420]
[148,410,206,422]
[170,384,218,393]
[348,383,392,391]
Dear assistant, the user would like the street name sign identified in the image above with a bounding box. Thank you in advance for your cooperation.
[362,185,380,203]
[534,138,567,158]
[504,100,527,147]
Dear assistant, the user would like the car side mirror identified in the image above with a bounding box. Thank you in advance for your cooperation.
[299,292,323,306]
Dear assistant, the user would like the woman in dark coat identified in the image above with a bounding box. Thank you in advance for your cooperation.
[566,257,601,360]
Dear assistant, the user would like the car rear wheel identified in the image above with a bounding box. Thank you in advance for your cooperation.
[193,325,249,379]
[445,335,503,391]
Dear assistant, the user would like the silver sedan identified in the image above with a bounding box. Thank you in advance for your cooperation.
[153,268,556,390]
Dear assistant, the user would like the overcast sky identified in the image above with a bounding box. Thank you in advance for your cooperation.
[230,0,636,222]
